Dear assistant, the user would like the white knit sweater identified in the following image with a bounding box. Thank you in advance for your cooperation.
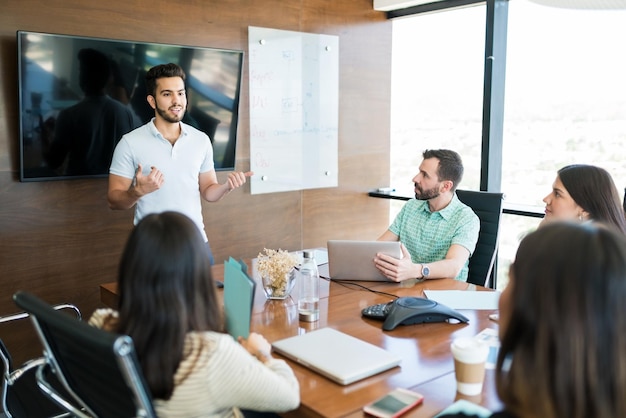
[89,309,300,417]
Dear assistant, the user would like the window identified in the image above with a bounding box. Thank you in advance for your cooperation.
[390,5,486,219]
[502,1,626,208]
[498,1,626,287]
[390,2,626,289]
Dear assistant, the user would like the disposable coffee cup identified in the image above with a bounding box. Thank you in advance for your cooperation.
[451,337,489,396]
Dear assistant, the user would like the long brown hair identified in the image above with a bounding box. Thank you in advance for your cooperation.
[115,211,223,399]
[497,222,626,418]
[558,164,626,234]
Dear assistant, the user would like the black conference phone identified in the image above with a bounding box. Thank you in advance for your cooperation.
[361,297,469,331]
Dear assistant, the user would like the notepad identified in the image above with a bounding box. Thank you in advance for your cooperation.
[423,290,500,310]
[272,327,401,385]
[224,257,256,340]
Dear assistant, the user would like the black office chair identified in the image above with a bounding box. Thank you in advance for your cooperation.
[12,291,156,418]
[1,304,81,418]
[456,189,504,289]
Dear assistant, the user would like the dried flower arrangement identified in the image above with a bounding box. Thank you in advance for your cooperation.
[257,248,298,298]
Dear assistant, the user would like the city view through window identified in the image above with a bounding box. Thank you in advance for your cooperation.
[390,1,626,289]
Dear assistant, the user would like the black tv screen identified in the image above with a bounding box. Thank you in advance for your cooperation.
[17,30,244,181]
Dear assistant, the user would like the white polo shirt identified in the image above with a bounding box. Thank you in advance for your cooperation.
[110,119,214,241]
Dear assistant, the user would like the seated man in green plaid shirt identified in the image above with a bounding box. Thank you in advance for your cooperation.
[375,149,479,282]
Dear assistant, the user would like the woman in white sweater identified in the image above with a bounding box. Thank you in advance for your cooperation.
[89,211,300,417]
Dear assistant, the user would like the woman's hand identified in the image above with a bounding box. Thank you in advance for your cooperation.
[238,332,273,363]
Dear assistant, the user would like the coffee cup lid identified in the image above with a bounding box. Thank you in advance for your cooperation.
[451,337,489,363]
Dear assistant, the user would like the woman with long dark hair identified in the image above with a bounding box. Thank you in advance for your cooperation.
[541,164,626,234]
[439,222,626,418]
[89,211,299,417]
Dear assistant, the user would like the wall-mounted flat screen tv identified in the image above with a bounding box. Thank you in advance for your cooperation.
[18,30,244,181]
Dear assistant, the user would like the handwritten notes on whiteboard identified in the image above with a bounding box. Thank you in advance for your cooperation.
[248,26,339,195]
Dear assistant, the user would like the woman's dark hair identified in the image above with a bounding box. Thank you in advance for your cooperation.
[497,222,626,418]
[115,211,223,400]
[422,149,464,191]
[558,164,626,234]
[145,63,186,97]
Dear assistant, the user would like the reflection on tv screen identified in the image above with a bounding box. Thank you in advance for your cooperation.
[18,31,244,181]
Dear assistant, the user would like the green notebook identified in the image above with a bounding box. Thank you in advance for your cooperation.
[223,257,256,340]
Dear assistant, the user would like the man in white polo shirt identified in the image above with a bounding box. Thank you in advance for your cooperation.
[375,149,479,282]
[107,63,252,263]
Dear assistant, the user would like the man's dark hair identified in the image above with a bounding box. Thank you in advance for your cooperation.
[422,149,464,191]
[145,63,186,97]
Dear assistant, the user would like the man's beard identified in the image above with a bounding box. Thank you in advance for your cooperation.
[156,104,185,123]
[414,184,440,200]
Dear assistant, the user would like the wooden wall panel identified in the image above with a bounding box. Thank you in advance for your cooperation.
[0,0,391,365]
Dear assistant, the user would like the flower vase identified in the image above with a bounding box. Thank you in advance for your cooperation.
[262,269,296,300]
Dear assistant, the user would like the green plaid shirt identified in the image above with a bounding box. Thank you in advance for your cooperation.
[389,193,480,281]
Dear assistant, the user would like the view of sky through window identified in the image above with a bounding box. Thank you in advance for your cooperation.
[391,1,626,288]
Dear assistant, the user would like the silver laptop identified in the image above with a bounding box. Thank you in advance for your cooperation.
[327,240,402,281]
[272,327,401,385]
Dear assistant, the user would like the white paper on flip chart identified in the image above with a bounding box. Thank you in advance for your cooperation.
[423,290,500,310]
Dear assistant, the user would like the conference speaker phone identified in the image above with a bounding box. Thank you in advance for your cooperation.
[361,297,469,331]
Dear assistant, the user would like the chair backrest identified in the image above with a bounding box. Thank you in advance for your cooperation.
[456,189,504,288]
[12,291,156,418]
[1,305,80,418]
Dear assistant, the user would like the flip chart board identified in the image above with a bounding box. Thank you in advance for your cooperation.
[248,26,339,194]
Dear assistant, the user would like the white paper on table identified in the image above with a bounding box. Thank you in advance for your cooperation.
[423,289,500,310]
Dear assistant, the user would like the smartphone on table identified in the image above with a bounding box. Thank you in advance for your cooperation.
[363,388,424,418]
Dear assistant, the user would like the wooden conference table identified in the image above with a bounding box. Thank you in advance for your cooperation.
[100,260,502,418]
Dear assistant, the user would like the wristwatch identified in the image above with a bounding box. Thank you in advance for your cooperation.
[421,264,430,279]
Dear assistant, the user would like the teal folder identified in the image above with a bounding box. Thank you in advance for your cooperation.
[224,257,256,340]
